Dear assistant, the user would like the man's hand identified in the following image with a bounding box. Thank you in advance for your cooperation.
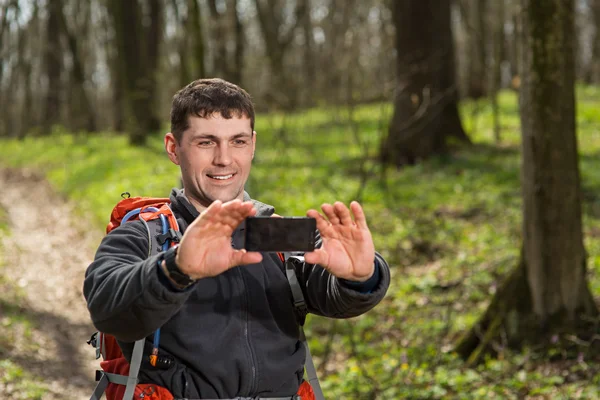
[174,199,263,280]
[304,201,375,282]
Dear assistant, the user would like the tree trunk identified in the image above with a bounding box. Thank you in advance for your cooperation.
[175,0,191,89]
[43,0,63,133]
[302,0,315,105]
[110,49,124,132]
[18,2,37,138]
[456,0,598,365]
[208,0,229,80]
[462,0,488,98]
[0,0,14,136]
[254,0,306,109]
[381,0,470,167]
[230,0,243,85]
[109,0,162,145]
[490,0,505,143]
[110,0,145,144]
[190,0,206,80]
[57,0,96,132]
[146,0,162,133]
[588,0,600,84]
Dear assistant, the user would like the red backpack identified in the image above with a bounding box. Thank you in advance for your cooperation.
[88,193,323,400]
[89,194,181,400]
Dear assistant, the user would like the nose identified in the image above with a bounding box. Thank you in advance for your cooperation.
[213,143,232,166]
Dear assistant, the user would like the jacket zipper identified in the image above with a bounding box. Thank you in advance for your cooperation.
[239,267,258,396]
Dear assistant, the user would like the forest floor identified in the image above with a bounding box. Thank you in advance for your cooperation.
[0,168,100,400]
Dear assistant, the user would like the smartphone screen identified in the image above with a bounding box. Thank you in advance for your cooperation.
[243,217,316,252]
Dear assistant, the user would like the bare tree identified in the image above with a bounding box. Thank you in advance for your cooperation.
[43,0,63,133]
[459,0,489,98]
[190,0,207,80]
[57,0,96,132]
[205,0,243,84]
[587,0,600,83]
[254,0,307,108]
[457,0,598,365]
[489,0,506,142]
[381,0,470,167]
[108,0,163,145]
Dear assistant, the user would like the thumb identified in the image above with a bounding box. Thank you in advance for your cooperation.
[303,248,328,267]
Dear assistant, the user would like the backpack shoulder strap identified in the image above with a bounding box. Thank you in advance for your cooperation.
[280,253,325,400]
[280,253,308,325]
[141,203,181,257]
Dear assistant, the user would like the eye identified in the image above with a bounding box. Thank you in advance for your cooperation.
[198,140,214,147]
[232,139,248,147]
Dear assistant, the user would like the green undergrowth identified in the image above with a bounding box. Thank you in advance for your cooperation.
[1,86,600,398]
[0,206,49,399]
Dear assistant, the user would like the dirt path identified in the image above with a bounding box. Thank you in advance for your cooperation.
[0,168,102,399]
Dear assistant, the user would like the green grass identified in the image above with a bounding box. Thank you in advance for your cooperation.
[0,360,47,400]
[2,87,600,399]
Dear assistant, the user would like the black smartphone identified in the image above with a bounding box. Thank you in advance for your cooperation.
[243,217,316,252]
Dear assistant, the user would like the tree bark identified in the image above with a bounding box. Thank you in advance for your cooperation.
[109,0,162,145]
[381,0,470,167]
[254,0,307,109]
[230,0,243,85]
[587,0,600,84]
[173,0,191,89]
[18,1,37,138]
[144,0,163,133]
[208,0,229,80]
[57,0,96,132]
[490,0,505,143]
[456,0,598,365]
[0,0,15,136]
[190,0,206,80]
[461,0,488,98]
[43,0,63,133]
[302,0,315,105]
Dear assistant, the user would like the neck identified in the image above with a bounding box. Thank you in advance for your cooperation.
[183,190,246,214]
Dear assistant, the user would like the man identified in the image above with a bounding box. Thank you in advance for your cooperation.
[84,78,390,399]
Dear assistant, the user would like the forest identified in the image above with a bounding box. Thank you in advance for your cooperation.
[1,0,600,399]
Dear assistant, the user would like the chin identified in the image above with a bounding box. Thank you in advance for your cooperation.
[208,189,243,203]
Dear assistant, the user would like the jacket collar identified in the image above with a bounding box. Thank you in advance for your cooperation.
[169,188,275,224]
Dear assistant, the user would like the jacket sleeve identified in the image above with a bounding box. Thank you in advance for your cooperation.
[291,233,391,319]
[83,221,194,342]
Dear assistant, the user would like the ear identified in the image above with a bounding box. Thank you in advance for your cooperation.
[165,132,180,165]
[252,131,257,159]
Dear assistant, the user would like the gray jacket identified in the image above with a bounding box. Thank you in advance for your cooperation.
[83,189,390,399]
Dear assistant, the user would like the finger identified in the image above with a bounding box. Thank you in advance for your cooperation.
[194,200,223,227]
[220,199,249,216]
[218,201,255,226]
[230,249,263,266]
[350,201,369,230]
[321,203,340,225]
[201,199,223,218]
[334,201,354,226]
[307,209,331,233]
[303,248,329,267]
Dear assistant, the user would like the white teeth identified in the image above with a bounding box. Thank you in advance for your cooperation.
[209,174,233,180]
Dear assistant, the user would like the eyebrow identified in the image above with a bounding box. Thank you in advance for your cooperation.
[190,132,252,141]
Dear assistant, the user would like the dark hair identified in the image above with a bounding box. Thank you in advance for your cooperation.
[170,78,255,142]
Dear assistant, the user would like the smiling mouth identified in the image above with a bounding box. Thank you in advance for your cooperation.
[207,173,236,181]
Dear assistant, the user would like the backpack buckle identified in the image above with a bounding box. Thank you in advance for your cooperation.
[293,299,308,325]
[87,332,98,347]
[156,229,182,246]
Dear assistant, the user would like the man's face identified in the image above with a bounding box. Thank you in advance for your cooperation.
[165,113,256,211]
